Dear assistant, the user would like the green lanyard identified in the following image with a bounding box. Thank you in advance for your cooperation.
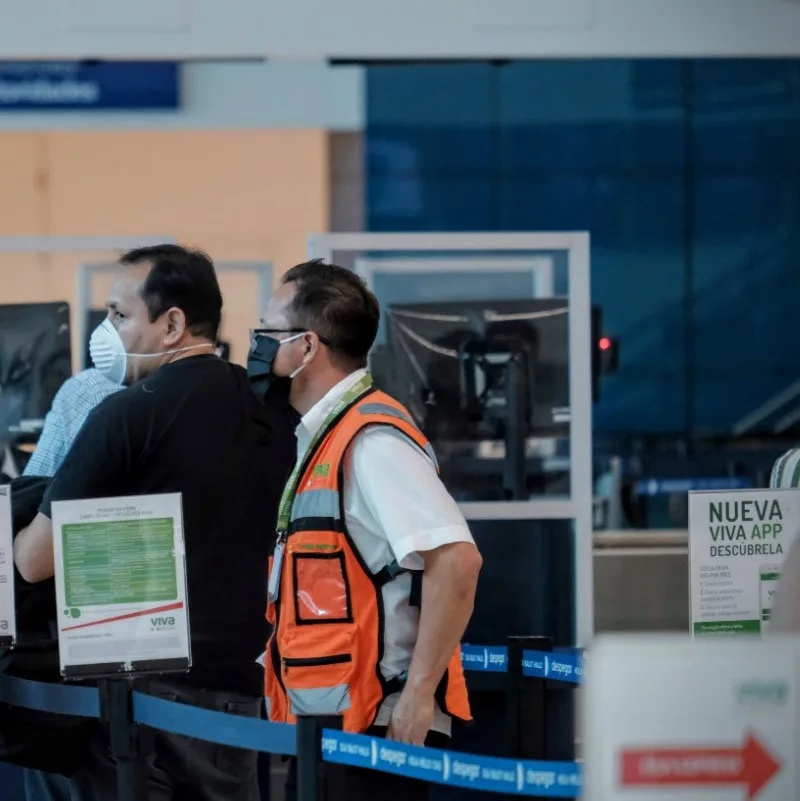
[276,372,373,534]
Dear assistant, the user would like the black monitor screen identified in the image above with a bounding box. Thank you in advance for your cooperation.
[379,298,570,441]
[0,302,72,438]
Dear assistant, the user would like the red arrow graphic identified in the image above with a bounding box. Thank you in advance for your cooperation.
[620,732,781,800]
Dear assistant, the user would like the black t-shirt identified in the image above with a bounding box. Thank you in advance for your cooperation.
[41,355,296,695]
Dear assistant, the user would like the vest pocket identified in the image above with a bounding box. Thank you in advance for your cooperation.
[282,654,353,716]
[283,654,352,669]
[292,551,353,624]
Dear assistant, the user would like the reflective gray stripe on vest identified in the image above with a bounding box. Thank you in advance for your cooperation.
[358,403,439,470]
[422,442,439,470]
[290,488,341,522]
[288,684,351,716]
[359,402,415,427]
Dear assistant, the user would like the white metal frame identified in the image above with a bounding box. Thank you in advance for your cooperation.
[309,231,593,644]
[76,260,273,369]
[354,256,555,299]
[0,237,174,254]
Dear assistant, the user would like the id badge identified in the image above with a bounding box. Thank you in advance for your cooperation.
[267,542,285,604]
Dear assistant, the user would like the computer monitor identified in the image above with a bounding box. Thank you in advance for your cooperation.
[0,302,72,440]
[378,298,572,441]
[375,298,580,500]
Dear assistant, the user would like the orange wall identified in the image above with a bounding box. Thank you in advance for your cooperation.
[0,130,330,365]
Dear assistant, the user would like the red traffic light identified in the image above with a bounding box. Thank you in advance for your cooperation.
[599,336,612,351]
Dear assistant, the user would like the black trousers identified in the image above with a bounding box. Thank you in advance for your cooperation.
[285,727,449,801]
[24,680,262,801]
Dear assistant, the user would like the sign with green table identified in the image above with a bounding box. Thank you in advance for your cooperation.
[52,493,189,678]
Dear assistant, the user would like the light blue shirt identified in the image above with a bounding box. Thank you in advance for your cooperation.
[23,368,122,478]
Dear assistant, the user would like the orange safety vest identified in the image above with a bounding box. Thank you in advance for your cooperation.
[264,386,471,733]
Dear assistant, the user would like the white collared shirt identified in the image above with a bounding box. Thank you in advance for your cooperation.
[296,369,475,734]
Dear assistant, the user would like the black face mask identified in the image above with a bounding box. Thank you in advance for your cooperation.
[247,335,284,400]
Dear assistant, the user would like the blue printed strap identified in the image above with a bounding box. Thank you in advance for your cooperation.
[0,673,100,717]
[322,730,581,797]
[460,645,509,673]
[460,645,584,685]
[522,650,583,684]
[131,692,296,756]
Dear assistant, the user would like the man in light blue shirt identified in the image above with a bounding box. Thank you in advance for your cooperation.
[23,369,122,478]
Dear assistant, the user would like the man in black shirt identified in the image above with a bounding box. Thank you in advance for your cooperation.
[14,245,295,801]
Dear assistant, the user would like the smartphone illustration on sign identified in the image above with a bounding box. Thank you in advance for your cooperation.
[760,564,782,633]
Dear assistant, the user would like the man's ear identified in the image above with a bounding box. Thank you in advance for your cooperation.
[164,307,186,345]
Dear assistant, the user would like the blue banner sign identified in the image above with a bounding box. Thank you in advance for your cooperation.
[635,477,752,497]
[0,62,179,110]
[322,730,582,797]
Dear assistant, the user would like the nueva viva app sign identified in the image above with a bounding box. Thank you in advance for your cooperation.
[689,488,800,636]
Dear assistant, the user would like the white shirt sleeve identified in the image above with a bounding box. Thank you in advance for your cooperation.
[771,449,800,488]
[347,426,475,570]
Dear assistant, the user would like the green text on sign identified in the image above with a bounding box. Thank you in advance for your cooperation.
[62,518,178,607]
[693,620,761,636]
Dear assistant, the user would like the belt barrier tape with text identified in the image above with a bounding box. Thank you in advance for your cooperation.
[323,729,581,797]
[0,644,582,797]
[460,646,584,684]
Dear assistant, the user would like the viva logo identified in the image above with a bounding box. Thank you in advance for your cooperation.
[0,619,8,631]
[151,616,176,629]
[737,681,788,707]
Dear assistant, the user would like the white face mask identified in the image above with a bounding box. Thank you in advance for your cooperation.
[89,318,213,386]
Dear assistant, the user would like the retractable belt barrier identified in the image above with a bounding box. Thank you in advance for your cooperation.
[322,729,581,797]
[0,643,583,798]
[460,646,585,684]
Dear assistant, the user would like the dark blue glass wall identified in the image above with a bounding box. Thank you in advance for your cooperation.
[365,60,800,435]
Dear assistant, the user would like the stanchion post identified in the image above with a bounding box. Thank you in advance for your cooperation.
[505,635,551,761]
[545,659,577,762]
[98,677,150,801]
[296,715,343,801]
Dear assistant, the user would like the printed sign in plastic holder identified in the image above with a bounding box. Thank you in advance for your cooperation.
[0,486,15,648]
[583,635,796,801]
[52,493,190,678]
[689,488,800,637]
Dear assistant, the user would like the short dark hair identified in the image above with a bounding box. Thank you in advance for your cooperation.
[119,244,222,341]
[282,260,380,368]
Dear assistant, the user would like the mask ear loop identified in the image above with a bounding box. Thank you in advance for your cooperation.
[126,342,215,358]
[288,362,307,380]
[285,332,312,380]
